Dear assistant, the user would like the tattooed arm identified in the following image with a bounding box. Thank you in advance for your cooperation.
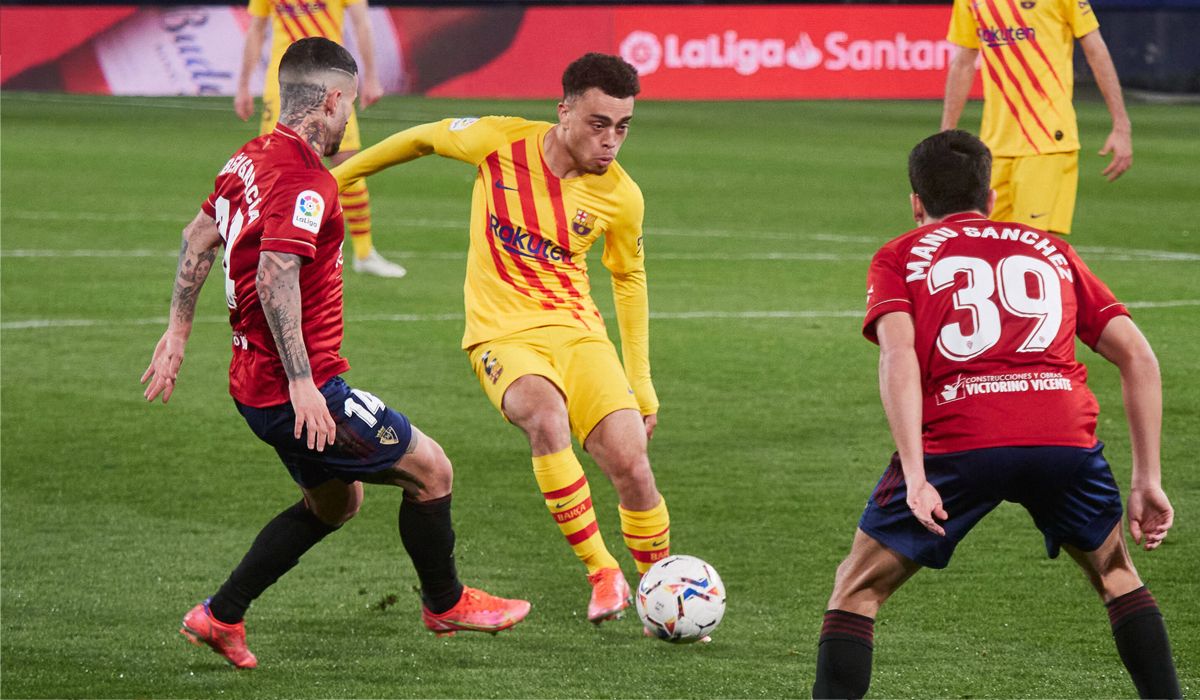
[257,250,336,451]
[142,210,221,403]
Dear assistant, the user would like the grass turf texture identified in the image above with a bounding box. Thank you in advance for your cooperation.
[1,92,1197,699]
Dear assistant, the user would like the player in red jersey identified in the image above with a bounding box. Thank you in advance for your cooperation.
[811,131,1179,699]
[141,38,528,670]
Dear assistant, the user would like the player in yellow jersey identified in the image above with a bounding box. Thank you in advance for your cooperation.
[940,0,1132,234]
[332,54,668,628]
[234,0,407,277]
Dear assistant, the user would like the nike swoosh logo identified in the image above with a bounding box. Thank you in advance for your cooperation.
[1030,212,1047,218]
[494,180,519,192]
[650,539,667,548]
[555,495,579,509]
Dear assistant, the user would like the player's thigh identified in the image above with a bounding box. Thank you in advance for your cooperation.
[1015,443,1124,562]
[1011,152,1077,233]
[828,528,922,617]
[359,425,453,499]
[468,330,567,424]
[858,451,1002,570]
[990,156,1016,221]
[236,376,416,489]
[556,330,640,445]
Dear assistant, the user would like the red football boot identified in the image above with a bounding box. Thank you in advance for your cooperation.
[421,586,531,637]
[179,601,257,669]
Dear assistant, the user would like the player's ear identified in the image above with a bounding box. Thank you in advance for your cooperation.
[984,188,997,217]
[324,88,341,116]
[910,193,925,224]
[557,100,570,125]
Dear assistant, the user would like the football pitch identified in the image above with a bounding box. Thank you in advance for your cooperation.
[1,91,1197,698]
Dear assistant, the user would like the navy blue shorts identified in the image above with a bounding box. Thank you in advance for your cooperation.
[235,376,414,489]
[858,443,1123,569]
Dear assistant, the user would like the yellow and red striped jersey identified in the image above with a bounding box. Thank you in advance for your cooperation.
[331,116,657,413]
[248,0,361,68]
[948,0,1099,156]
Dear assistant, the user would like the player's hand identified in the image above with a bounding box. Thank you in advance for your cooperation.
[359,77,384,109]
[234,88,254,122]
[289,379,337,452]
[643,413,658,440]
[906,480,948,537]
[141,330,188,403]
[1128,486,1173,551]
[1099,127,1132,181]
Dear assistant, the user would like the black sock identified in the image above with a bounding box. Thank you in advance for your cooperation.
[1107,586,1181,699]
[208,501,339,624]
[813,609,875,699]
[398,493,464,614]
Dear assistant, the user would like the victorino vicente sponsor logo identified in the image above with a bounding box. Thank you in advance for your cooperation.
[620,28,956,76]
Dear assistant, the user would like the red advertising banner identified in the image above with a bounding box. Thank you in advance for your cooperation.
[1,5,981,100]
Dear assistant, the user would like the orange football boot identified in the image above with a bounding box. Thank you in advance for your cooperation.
[421,586,531,637]
[587,567,631,624]
[180,601,257,669]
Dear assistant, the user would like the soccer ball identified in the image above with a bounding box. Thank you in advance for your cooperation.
[635,555,726,643]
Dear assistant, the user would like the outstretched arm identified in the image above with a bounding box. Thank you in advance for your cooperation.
[142,210,222,403]
[257,251,336,452]
[1094,315,1170,550]
[330,121,442,191]
[1079,29,1132,181]
[941,46,979,131]
[875,311,946,536]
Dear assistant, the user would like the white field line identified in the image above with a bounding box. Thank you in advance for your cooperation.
[3,300,1197,331]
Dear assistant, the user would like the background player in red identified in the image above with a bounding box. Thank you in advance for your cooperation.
[141,37,528,669]
[811,130,1179,699]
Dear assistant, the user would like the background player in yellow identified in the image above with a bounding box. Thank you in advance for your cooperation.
[333,54,669,629]
[940,0,1132,234]
[234,0,407,277]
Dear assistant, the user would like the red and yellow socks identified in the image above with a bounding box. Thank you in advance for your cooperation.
[619,497,670,574]
[532,448,619,574]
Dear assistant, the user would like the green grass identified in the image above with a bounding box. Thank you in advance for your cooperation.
[2,91,1197,698]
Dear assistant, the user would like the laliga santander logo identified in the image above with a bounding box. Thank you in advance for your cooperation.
[619,28,953,76]
[620,31,664,76]
[621,30,821,76]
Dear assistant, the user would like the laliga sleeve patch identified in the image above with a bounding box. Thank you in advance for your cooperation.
[449,117,479,132]
[292,190,325,234]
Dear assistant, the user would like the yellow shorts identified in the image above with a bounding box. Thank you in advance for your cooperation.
[467,326,640,444]
[991,151,1078,235]
[259,86,362,152]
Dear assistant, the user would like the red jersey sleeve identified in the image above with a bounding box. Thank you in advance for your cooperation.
[201,192,218,218]
[863,243,913,344]
[258,174,338,261]
[1068,246,1130,349]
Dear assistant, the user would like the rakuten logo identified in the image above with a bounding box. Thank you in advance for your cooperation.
[620,30,955,76]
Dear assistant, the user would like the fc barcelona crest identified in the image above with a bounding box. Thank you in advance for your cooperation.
[572,209,596,236]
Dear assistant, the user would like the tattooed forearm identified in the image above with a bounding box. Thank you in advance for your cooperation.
[167,218,220,331]
[257,251,312,381]
[171,236,218,327]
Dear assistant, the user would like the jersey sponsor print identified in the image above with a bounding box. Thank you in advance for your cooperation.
[863,213,1128,453]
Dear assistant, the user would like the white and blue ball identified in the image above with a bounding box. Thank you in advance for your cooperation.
[635,555,726,643]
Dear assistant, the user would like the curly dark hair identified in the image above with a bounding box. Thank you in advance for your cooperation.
[908,130,992,218]
[562,53,640,100]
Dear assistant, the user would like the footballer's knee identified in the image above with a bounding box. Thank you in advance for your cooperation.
[394,428,453,500]
[303,481,364,527]
[503,377,571,453]
[1066,525,1143,602]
